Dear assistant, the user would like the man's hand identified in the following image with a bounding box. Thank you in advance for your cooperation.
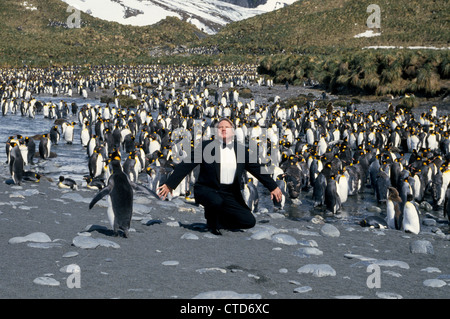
[270,187,283,203]
[157,184,172,200]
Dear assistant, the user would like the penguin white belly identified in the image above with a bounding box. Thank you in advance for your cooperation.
[385,200,396,229]
[65,127,74,143]
[81,128,90,146]
[402,202,420,234]
[107,196,115,229]
[337,176,348,203]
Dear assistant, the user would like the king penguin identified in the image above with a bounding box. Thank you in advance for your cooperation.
[242,177,259,212]
[39,134,51,159]
[89,152,158,237]
[402,194,420,234]
[444,184,450,223]
[324,175,341,214]
[89,153,134,237]
[386,187,402,230]
[24,136,36,165]
[58,176,78,190]
[313,172,327,207]
[8,142,24,185]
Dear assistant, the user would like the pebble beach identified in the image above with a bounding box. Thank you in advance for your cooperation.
[1,168,449,300]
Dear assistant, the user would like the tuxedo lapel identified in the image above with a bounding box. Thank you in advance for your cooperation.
[211,141,221,183]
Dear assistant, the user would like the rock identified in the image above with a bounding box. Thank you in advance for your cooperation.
[72,235,120,249]
[421,267,441,273]
[293,286,312,293]
[27,242,62,249]
[166,221,180,227]
[59,264,80,273]
[9,232,52,244]
[422,218,436,226]
[423,279,447,288]
[268,212,285,219]
[293,247,324,258]
[367,206,382,213]
[320,224,340,238]
[297,264,336,277]
[374,260,410,269]
[271,234,297,245]
[33,276,60,286]
[419,201,433,212]
[410,240,434,255]
[251,230,275,240]
[193,291,261,299]
[298,239,318,247]
[376,291,403,299]
[181,233,199,240]
[195,268,227,274]
[63,251,79,258]
[334,295,364,299]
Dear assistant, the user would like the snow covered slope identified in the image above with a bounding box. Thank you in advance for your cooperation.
[60,0,298,34]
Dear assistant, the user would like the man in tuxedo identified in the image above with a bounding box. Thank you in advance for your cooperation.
[157,118,283,235]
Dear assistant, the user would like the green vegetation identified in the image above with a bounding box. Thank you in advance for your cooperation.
[258,49,450,97]
[0,0,205,67]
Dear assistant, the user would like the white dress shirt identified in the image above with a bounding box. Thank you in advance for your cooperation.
[220,142,236,184]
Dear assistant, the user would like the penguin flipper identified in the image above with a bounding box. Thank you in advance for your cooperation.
[130,182,160,200]
[89,187,111,209]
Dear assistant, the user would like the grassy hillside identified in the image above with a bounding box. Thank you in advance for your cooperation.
[0,0,206,67]
[203,0,449,55]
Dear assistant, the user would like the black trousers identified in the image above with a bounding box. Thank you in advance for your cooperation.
[197,183,256,230]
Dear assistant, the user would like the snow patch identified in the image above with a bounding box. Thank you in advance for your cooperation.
[354,30,381,38]
[61,0,299,34]
[22,1,38,11]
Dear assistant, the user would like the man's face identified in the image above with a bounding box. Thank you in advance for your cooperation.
[217,120,234,142]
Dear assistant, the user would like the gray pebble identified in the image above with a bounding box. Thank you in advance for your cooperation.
[72,235,120,249]
[293,247,324,258]
[33,276,60,286]
[193,291,261,299]
[298,239,318,247]
[181,233,199,240]
[297,264,336,277]
[271,234,297,245]
[376,291,403,299]
[27,242,62,249]
[9,232,52,244]
[334,295,364,299]
[367,206,382,213]
[423,279,447,288]
[63,251,79,258]
[320,224,340,238]
[293,286,312,293]
[421,267,441,273]
[410,240,434,254]
[422,218,436,226]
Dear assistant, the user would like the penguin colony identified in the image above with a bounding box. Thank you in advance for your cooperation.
[2,65,449,237]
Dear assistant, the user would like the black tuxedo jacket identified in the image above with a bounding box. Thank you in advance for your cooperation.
[165,139,278,209]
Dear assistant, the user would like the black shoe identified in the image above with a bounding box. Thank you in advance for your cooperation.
[209,228,222,236]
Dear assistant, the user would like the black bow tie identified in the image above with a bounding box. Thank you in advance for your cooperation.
[222,142,233,149]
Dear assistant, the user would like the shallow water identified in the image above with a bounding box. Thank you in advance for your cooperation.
[0,96,102,185]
